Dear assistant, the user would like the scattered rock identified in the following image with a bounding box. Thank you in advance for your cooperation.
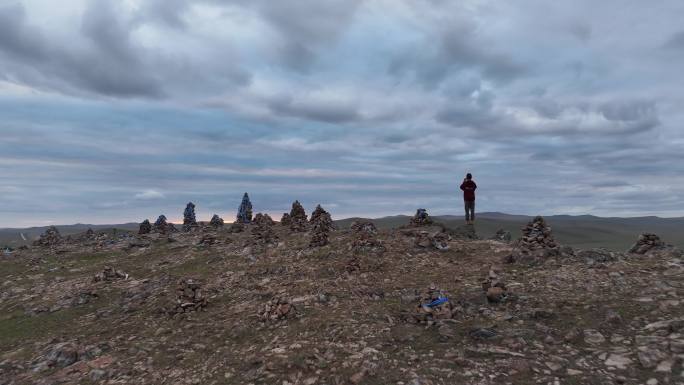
[92,266,128,282]
[259,296,295,323]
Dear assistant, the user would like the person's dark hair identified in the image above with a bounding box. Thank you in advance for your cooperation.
[466,173,472,180]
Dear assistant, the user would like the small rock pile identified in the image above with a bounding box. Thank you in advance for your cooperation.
[34,226,62,247]
[309,205,334,247]
[153,215,176,234]
[92,266,128,282]
[209,214,224,228]
[82,228,96,240]
[258,296,295,323]
[410,286,454,325]
[505,216,559,264]
[414,230,450,250]
[628,233,667,254]
[251,213,278,245]
[138,219,152,235]
[236,193,253,224]
[172,279,207,314]
[481,267,507,303]
[228,222,245,233]
[289,200,308,232]
[183,202,198,232]
[409,208,433,227]
[280,213,291,226]
[350,220,385,253]
[491,229,512,242]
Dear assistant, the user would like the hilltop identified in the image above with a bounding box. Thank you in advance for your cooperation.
[0,207,682,385]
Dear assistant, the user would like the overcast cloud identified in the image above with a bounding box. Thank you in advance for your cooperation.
[1,0,684,227]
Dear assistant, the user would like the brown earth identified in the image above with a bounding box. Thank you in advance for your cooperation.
[1,222,683,385]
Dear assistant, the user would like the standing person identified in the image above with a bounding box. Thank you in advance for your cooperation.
[460,173,477,224]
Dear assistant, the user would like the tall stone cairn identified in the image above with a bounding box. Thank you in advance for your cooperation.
[236,193,253,224]
[505,216,559,264]
[289,200,308,232]
[280,213,292,226]
[409,208,433,227]
[209,214,224,228]
[139,219,152,235]
[183,202,198,232]
[34,226,62,247]
[309,205,333,247]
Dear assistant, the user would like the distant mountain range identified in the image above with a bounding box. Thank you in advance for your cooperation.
[2,212,683,251]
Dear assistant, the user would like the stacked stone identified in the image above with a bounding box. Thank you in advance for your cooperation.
[629,233,666,254]
[182,202,199,232]
[309,205,333,247]
[153,215,176,234]
[505,216,559,264]
[409,208,433,226]
[236,193,253,224]
[138,219,152,235]
[92,266,128,282]
[411,286,454,325]
[280,213,292,226]
[209,214,224,228]
[34,226,62,247]
[481,267,507,303]
[350,220,385,253]
[251,213,278,245]
[491,229,512,242]
[173,279,207,313]
[258,296,295,323]
[84,228,95,239]
[289,200,308,232]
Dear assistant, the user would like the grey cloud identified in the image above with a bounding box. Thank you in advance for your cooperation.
[267,95,361,123]
[664,30,684,49]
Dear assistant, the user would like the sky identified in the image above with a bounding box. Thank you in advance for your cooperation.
[1,0,684,227]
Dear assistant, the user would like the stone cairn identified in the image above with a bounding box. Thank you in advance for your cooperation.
[505,216,559,264]
[280,213,292,227]
[491,229,512,242]
[34,226,62,247]
[481,267,507,303]
[409,208,433,227]
[83,228,96,240]
[628,233,667,254]
[251,213,278,245]
[182,202,199,232]
[139,219,152,235]
[209,214,224,228]
[309,205,334,247]
[410,286,454,325]
[172,279,208,314]
[258,295,295,324]
[236,193,253,224]
[288,200,308,232]
[153,215,176,234]
[92,266,128,282]
[350,220,384,253]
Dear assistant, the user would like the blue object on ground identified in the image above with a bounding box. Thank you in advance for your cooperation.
[425,297,448,307]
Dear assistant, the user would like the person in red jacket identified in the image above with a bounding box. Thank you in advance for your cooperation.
[460,173,477,224]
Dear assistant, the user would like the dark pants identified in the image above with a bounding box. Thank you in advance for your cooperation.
[464,200,475,221]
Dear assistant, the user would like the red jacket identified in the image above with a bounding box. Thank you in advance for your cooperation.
[460,180,477,201]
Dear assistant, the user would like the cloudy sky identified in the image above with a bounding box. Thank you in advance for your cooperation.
[1,0,684,227]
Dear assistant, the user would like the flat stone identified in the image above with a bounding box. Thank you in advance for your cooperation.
[604,354,632,370]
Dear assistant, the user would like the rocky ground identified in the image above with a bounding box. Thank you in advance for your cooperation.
[1,215,683,385]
